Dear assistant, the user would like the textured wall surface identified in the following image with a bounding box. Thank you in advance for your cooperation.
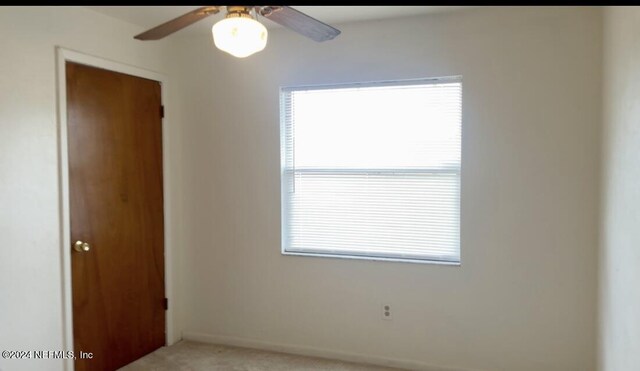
[599,6,640,371]
[173,7,602,371]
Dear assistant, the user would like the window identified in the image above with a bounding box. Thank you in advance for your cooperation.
[280,77,462,264]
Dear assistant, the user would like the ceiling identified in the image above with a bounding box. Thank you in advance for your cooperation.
[86,6,472,37]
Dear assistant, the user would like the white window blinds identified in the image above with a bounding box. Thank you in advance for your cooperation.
[280,77,462,263]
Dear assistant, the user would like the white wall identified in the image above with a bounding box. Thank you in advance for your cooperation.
[0,7,184,371]
[175,7,601,371]
[599,7,640,371]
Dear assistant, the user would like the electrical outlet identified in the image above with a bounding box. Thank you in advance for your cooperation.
[382,303,392,320]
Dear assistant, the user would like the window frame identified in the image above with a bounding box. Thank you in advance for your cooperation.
[279,76,463,265]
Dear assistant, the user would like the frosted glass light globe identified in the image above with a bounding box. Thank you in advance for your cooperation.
[212,16,268,58]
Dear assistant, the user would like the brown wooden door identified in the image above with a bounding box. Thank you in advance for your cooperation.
[66,62,165,371]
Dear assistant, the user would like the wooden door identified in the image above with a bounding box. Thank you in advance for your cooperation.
[66,62,165,371]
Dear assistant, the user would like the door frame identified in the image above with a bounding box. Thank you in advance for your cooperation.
[56,47,176,371]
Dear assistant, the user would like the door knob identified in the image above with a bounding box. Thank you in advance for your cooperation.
[73,241,91,252]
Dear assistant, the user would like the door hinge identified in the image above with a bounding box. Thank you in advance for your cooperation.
[160,105,165,118]
[163,298,168,310]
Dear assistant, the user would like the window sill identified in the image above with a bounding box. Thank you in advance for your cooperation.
[282,250,461,266]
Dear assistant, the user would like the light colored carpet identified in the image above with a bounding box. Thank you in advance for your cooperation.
[120,340,401,371]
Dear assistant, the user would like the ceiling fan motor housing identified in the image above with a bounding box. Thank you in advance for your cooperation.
[226,6,253,18]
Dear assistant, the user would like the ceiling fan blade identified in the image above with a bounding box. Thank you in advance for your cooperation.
[259,6,341,42]
[134,6,221,40]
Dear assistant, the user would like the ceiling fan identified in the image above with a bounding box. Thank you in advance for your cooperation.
[134,6,341,58]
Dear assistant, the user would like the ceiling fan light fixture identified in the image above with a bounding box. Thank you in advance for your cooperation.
[212,9,268,58]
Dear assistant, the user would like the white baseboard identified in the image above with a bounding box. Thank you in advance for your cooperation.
[182,332,474,371]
